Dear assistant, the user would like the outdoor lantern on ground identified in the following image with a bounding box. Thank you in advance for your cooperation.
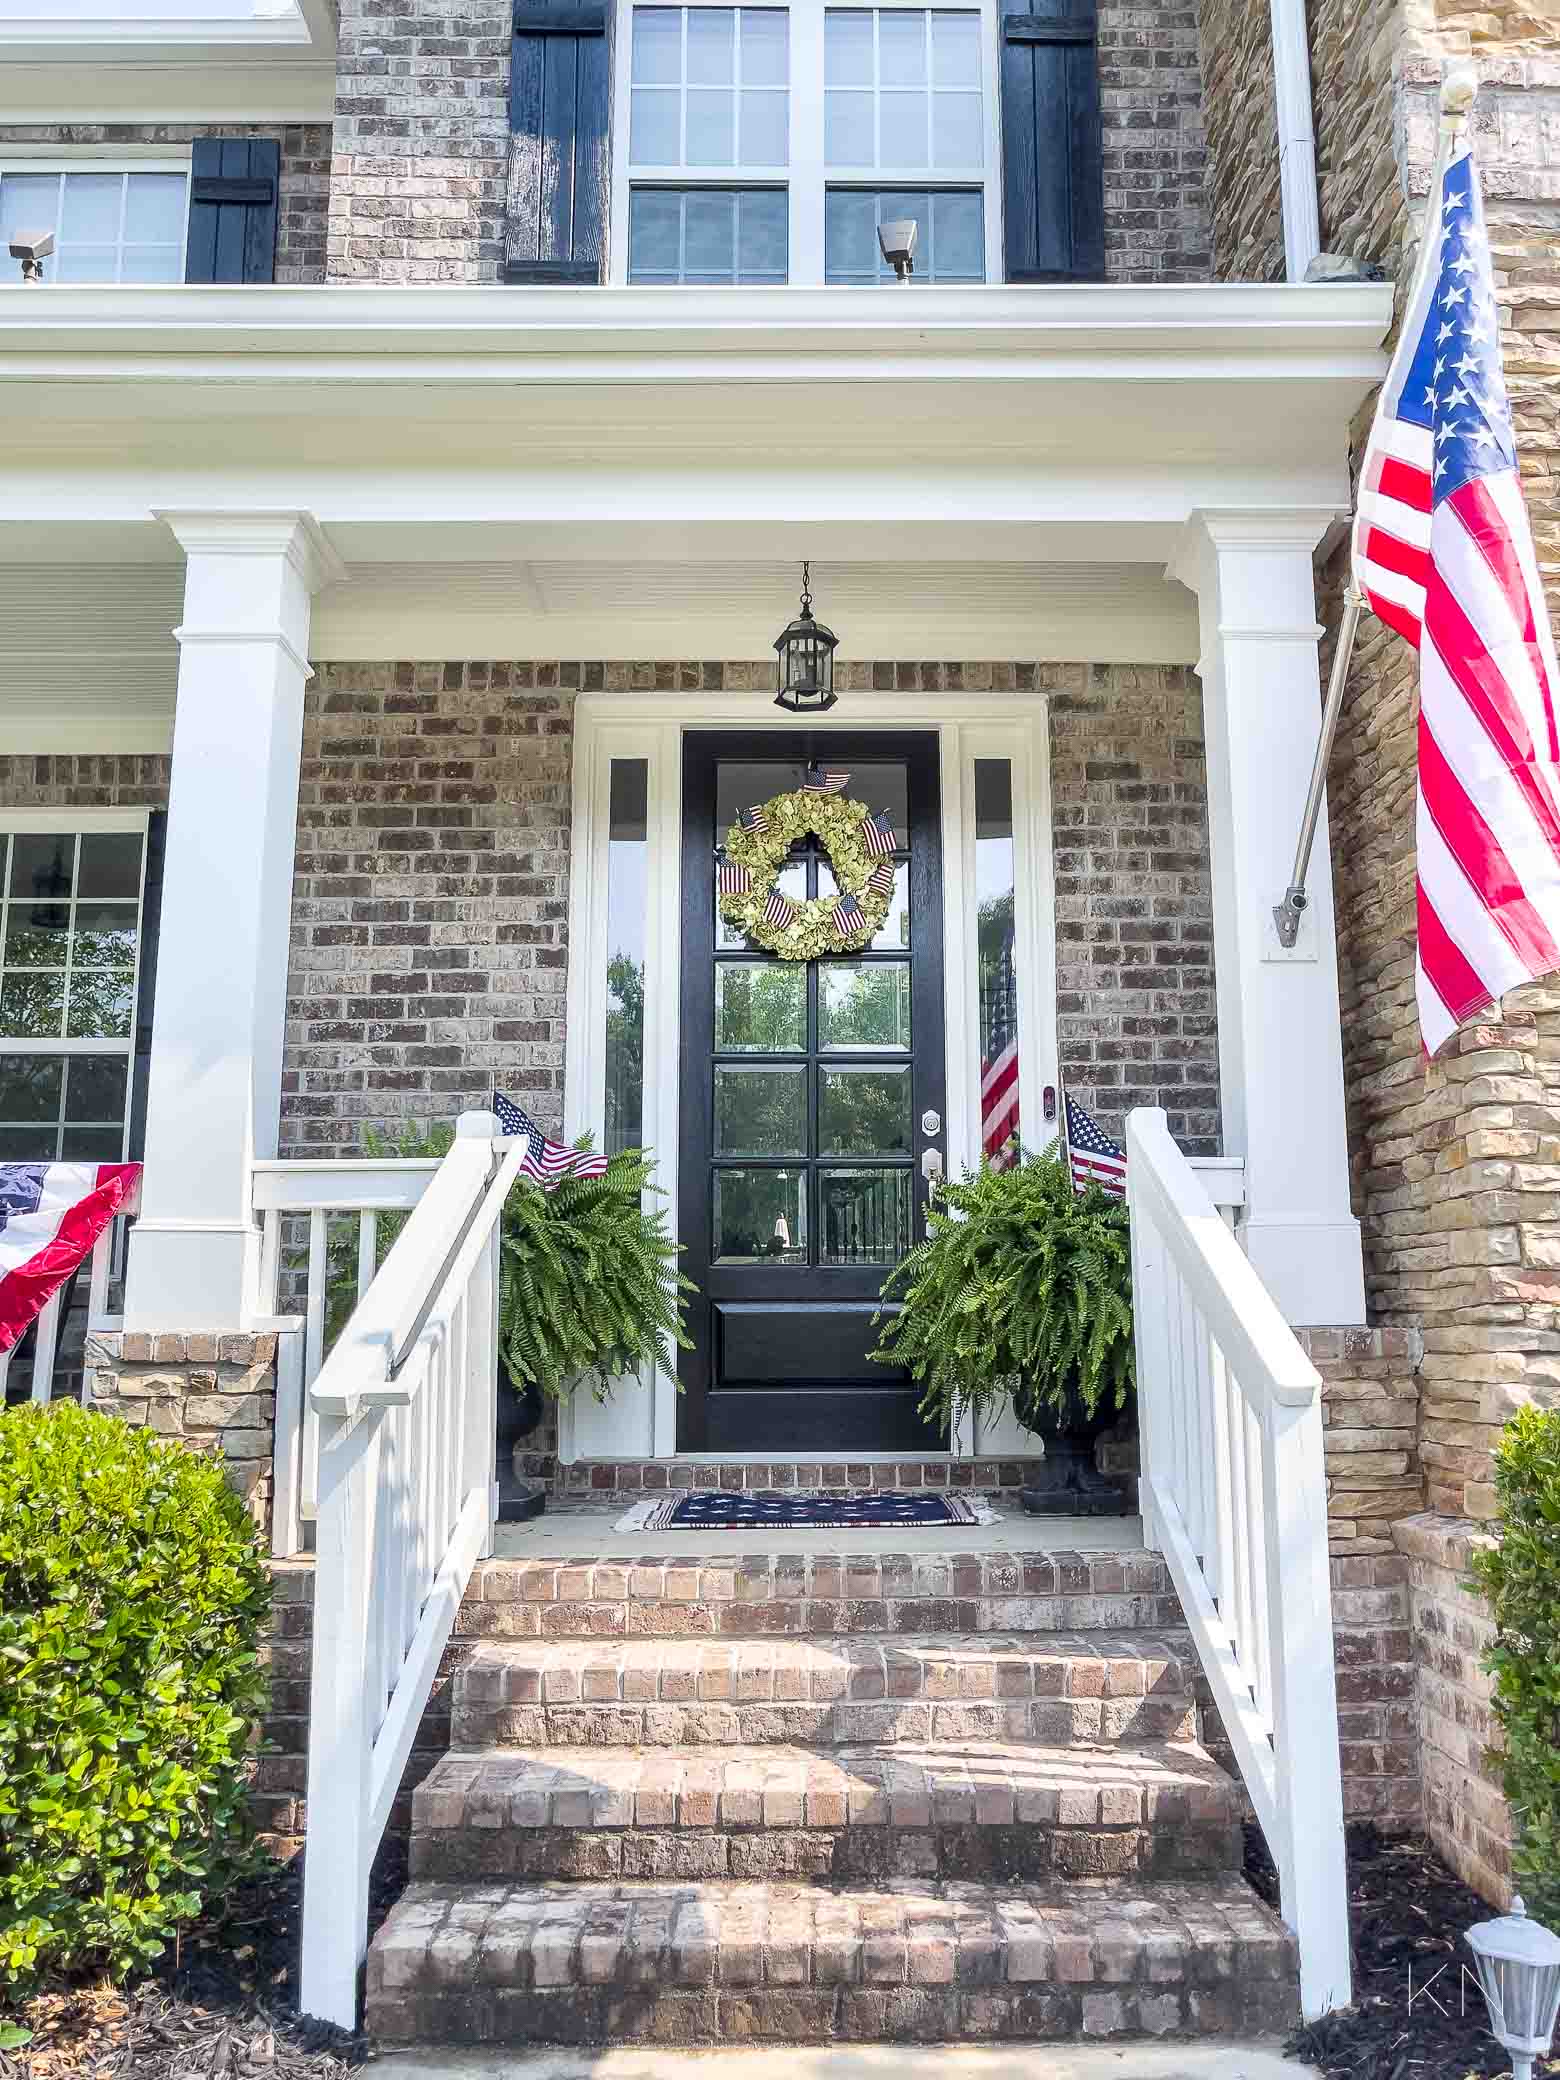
[773,562,838,713]
[1466,1896,1560,2080]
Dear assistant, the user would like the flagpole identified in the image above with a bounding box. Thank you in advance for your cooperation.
[1271,64,1477,950]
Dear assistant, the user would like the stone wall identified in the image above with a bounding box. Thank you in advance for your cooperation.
[1048,663,1220,1155]
[1192,0,1281,279]
[84,1328,279,1528]
[1098,0,1212,283]
[1397,1513,1511,1902]
[326,0,511,283]
[0,125,332,284]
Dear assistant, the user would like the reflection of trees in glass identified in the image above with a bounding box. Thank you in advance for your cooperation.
[819,1068,910,1155]
[605,951,644,1157]
[66,969,134,1038]
[820,963,909,1048]
[978,891,1016,1056]
[715,1168,804,1262]
[822,1169,909,1264]
[717,964,805,1050]
[716,1067,805,1156]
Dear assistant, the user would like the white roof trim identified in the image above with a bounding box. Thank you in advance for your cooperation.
[0,280,1395,385]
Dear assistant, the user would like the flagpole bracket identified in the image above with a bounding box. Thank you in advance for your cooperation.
[1273,885,1309,949]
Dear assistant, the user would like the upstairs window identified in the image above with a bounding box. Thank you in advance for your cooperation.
[614,0,996,285]
[0,165,189,284]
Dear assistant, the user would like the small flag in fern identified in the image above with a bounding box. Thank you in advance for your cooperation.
[1064,1093,1127,1200]
[493,1090,608,1185]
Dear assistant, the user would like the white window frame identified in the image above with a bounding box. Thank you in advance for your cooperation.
[0,808,152,1164]
[0,154,191,286]
[610,0,1003,286]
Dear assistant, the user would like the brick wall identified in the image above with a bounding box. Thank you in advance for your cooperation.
[0,753,171,811]
[1048,663,1220,1155]
[327,0,511,283]
[1098,0,1212,283]
[0,126,331,284]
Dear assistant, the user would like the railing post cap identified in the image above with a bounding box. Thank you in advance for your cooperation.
[457,1109,502,1139]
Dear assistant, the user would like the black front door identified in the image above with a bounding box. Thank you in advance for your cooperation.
[678,732,946,1454]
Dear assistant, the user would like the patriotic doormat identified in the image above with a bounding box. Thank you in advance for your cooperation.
[614,1490,1000,1532]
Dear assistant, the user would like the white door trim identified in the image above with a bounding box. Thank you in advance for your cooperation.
[562,688,1056,1461]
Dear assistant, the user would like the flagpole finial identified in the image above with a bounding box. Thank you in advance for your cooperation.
[1440,64,1477,118]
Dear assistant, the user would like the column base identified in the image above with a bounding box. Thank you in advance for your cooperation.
[1242,1213,1365,1328]
[123,1219,259,1332]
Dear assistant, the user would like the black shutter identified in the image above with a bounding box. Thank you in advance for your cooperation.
[127,810,166,1165]
[506,1,610,283]
[1000,0,1104,283]
[184,137,280,284]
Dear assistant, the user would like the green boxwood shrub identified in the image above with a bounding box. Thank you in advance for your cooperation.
[1470,1403,1560,1926]
[0,1401,271,1995]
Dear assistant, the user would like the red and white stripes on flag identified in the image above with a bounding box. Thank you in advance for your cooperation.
[1353,119,1560,1058]
[0,1162,141,1354]
[980,1039,1019,1169]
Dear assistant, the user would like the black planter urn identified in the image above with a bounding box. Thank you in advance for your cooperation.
[1013,1381,1130,1518]
[495,1364,548,1522]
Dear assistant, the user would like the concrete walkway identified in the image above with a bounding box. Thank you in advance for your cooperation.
[373,2044,1315,2080]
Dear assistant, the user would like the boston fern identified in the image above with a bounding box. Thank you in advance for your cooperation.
[874,1145,1134,1432]
[499,1147,693,1403]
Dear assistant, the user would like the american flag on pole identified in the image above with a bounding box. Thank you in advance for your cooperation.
[492,1092,608,1185]
[1063,1094,1127,1200]
[862,810,897,858]
[717,859,752,896]
[1353,103,1560,1059]
[0,1162,140,1353]
[802,767,850,795]
[980,933,1020,1170]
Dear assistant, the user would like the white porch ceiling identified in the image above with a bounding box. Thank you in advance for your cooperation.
[0,558,1197,751]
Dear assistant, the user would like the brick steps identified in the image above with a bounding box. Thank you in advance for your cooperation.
[452,1633,1202,1749]
[374,1534,1293,2048]
[458,1547,1180,1644]
[408,1741,1242,1884]
[366,1873,1299,2046]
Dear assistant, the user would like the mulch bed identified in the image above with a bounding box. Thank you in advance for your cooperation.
[0,1838,404,2080]
[1247,1821,1559,2079]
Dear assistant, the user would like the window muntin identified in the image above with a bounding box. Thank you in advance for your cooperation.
[630,7,790,170]
[628,186,789,282]
[824,8,982,172]
[825,186,983,281]
[0,823,147,1163]
[0,168,188,284]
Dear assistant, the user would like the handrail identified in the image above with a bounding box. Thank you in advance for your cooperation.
[1127,1106,1350,2023]
[299,1111,508,2030]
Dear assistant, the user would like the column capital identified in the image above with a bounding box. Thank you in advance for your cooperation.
[153,509,345,594]
[1167,506,1344,593]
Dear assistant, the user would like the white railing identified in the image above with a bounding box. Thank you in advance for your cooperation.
[249,1153,441,1556]
[1127,1106,1350,2022]
[0,1180,141,1404]
[299,1111,517,2030]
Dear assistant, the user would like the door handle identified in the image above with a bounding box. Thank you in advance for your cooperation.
[920,1146,944,1184]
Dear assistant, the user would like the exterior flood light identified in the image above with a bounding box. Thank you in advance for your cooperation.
[9,230,54,283]
[773,562,839,714]
[877,218,917,281]
[1466,1896,1560,2080]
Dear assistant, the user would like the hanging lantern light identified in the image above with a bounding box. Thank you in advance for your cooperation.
[1466,1896,1560,2080]
[773,562,839,714]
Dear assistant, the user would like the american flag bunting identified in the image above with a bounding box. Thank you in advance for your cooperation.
[0,1162,141,1354]
[1352,111,1560,1059]
[493,1091,608,1184]
[1064,1094,1128,1200]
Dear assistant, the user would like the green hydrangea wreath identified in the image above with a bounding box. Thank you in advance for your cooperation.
[719,789,895,959]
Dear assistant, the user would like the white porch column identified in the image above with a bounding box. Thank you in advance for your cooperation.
[1170,510,1365,1326]
[124,512,342,1331]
